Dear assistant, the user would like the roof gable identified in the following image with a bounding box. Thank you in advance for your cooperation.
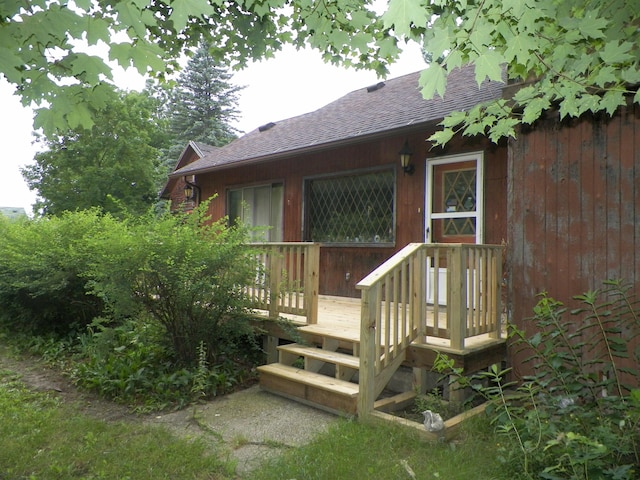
[172,65,504,177]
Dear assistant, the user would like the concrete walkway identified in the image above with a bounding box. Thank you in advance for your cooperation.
[148,385,339,476]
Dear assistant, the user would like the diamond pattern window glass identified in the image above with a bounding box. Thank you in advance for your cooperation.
[442,169,476,236]
[305,169,395,244]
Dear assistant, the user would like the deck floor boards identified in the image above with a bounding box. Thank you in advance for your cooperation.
[260,295,502,352]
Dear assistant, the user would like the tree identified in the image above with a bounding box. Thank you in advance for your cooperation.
[22,88,167,216]
[1,0,398,135]
[380,0,640,145]
[169,42,242,148]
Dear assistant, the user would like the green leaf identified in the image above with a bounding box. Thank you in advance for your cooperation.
[169,0,215,31]
[592,66,617,88]
[601,89,625,116]
[382,0,430,38]
[504,33,537,65]
[599,40,634,64]
[621,68,640,85]
[129,42,166,74]
[115,2,147,38]
[429,127,455,146]
[578,10,609,39]
[70,54,113,84]
[522,97,551,124]
[0,48,24,83]
[474,50,505,86]
[66,101,95,131]
[440,110,468,128]
[427,25,453,61]
[419,63,447,99]
[34,106,68,137]
[85,17,112,45]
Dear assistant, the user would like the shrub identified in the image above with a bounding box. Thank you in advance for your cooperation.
[84,203,262,368]
[440,280,640,479]
[72,317,258,410]
[0,210,111,334]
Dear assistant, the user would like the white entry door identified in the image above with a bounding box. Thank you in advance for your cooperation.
[425,152,484,304]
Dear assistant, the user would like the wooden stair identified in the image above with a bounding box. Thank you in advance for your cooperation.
[257,326,362,415]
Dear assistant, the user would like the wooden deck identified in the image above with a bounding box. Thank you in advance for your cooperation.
[255,295,505,415]
[266,295,505,352]
[252,242,507,417]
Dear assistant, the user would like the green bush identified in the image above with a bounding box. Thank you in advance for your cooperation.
[72,317,258,410]
[0,210,111,334]
[0,206,265,409]
[440,280,640,479]
[84,203,262,367]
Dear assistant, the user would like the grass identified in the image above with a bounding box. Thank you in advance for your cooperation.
[0,352,507,480]
[0,369,235,479]
[250,415,505,480]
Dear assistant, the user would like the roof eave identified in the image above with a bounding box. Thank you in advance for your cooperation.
[169,120,440,178]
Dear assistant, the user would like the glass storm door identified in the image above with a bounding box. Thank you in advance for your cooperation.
[424,152,484,304]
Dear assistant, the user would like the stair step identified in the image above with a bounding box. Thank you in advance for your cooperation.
[278,343,360,370]
[258,364,359,396]
[298,324,360,344]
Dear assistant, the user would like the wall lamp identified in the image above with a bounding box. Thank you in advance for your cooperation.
[183,176,200,204]
[399,140,414,175]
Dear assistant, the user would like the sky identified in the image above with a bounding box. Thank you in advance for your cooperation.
[0,42,425,215]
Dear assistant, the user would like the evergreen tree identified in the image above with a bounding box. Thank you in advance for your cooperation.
[169,43,242,148]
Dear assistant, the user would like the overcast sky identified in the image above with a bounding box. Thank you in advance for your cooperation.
[0,42,425,214]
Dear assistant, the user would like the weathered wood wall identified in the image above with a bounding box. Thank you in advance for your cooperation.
[508,104,640,378]
[195,130,507,297]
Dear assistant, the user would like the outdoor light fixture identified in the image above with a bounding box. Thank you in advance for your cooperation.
[399,141,414,175]
[183,177,200,204]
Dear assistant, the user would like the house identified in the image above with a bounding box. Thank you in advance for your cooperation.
[162,65,640,417]
[0,207,27,219]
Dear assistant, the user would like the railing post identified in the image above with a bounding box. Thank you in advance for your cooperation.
[358,286,377,417]
[448,245,467,350]
[304,243,320,324]
[489,247,503,339]
[268,246,282,319]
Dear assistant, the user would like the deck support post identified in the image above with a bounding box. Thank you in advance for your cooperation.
[358,287,377,417]
[413,368,428,395]
[264,335,279,364]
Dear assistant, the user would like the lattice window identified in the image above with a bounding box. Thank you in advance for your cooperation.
[443,169,476,236]
[305,169,395,244]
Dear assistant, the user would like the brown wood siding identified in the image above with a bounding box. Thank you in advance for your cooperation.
[190,131,507,297]
[508,105,640,378]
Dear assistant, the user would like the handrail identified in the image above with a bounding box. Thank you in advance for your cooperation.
[356,243,503,415]
[247,242,320,324]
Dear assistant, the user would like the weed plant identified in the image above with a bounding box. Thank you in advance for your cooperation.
[437,280,640,479]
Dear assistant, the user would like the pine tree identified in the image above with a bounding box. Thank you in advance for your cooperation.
[169,42,242,148]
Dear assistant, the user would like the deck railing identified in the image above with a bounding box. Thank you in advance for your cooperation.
[357,243,503,414]
[247,242,320,324]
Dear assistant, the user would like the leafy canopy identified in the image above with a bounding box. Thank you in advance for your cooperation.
[5,0,637,144]
[381,0,640,144]
[22,88,167,216]
[1,0,399,135]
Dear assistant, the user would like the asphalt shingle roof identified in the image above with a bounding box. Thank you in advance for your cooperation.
[172,65,504,177]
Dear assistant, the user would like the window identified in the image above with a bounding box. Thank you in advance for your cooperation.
[304,169,395,245]
[228,183,283,241]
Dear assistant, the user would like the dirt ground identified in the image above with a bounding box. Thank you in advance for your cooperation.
[0,350,339,477]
